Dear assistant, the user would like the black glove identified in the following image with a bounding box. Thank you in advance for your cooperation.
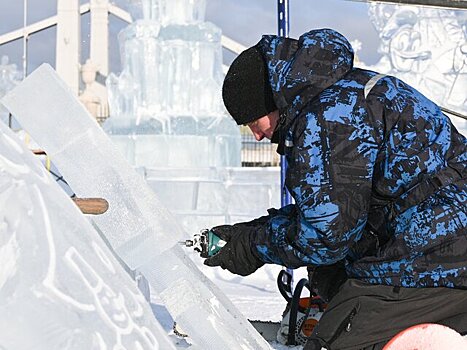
[204,223,265,276]
[308,261,347,302]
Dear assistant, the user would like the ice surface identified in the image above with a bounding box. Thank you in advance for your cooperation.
[2,64,271,350]
[0,119,174,349]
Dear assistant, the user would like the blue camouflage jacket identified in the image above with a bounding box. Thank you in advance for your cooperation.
[252,29,467,288]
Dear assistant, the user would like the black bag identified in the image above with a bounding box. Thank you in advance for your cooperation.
[305,279,467,350]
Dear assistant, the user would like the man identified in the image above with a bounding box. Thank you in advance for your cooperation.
[204,28,467,349]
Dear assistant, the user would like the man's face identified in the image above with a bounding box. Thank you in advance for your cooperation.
[245,110,279,141]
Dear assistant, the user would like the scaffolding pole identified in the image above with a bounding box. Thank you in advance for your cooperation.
[277,0,294,286]
[277,0,292,208]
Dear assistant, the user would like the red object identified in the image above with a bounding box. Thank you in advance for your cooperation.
[383,323,467,350]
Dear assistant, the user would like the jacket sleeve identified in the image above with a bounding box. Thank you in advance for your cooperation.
[253,105,385,268]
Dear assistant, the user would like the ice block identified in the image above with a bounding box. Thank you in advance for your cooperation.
[2,64,271,350]
[0,120,175,350]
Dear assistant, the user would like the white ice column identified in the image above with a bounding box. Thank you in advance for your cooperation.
[56,0,80,94]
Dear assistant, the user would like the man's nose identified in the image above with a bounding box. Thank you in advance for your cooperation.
[251,129,264,141]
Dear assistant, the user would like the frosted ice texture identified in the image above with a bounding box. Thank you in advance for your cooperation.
[2,64,271,350]
[105,0,240,168]
[0,118,174,349]
[128,0,206,24]
[0,56,19,99]
[0,56,20,125]
[366,4,467,134]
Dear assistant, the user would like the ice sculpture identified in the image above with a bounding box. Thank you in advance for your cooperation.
[0,119,175,349]
[105,0,241,168]
[0,56,21,125]
[2,64,271,350]
[366,4,467,118]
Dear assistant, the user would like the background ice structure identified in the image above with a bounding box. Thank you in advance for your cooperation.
[104,0,241,170]
[0,119,175,349]
[0,56,20,126]
[2,64,272,350]
[104,0,467,237]
[105,0,281,234]
[362,4,467,135]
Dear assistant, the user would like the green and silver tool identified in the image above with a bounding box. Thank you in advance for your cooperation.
[179,229,226,258]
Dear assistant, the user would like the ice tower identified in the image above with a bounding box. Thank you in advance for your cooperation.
[105,0,241,169]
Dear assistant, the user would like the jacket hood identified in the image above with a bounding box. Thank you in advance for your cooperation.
[256,28,354,113]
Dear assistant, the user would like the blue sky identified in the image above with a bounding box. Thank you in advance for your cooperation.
[0,0,383,77]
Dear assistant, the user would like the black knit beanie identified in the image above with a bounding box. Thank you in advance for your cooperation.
[222,45,277,125]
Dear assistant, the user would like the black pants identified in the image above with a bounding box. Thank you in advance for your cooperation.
[305,279,467,350]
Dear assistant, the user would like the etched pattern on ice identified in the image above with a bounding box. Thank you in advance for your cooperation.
[365,4,467,135]
[0,122,174,350]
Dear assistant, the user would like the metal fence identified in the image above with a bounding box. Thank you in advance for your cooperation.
[240,126,280,167]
